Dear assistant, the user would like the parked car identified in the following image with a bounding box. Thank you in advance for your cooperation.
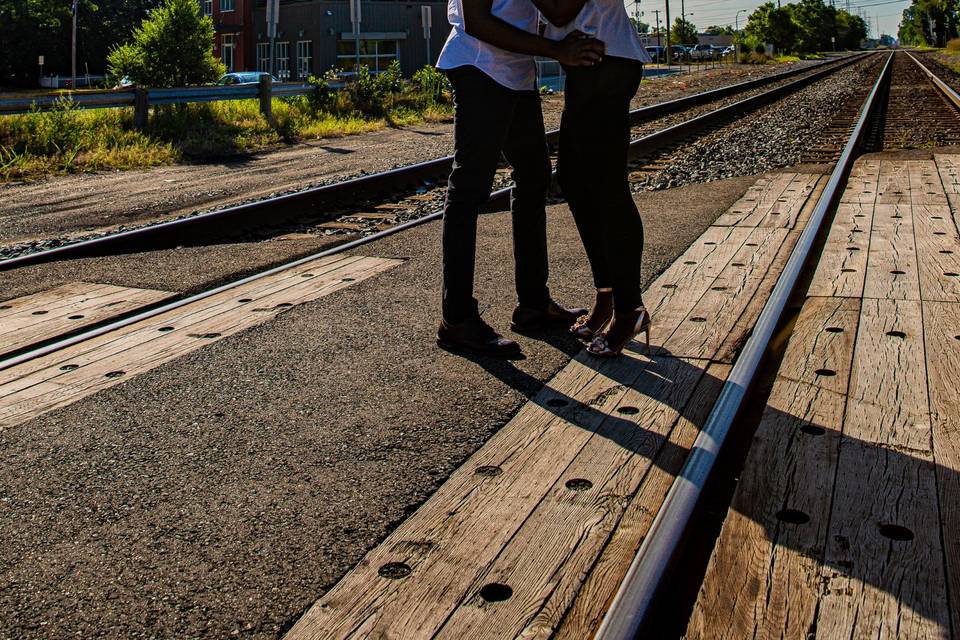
[689,44,717,61]
[670,45,691,61]
[215,72,281,86]
[645,46,666,63]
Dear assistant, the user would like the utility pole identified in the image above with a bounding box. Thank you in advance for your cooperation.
[71,0,78,90]
[654,9,661,49]
[665,0,671,65]
[266,0,278,76]
[350,0,362,75]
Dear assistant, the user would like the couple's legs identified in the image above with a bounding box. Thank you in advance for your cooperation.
[441,66,551,324]
[558,57,645,312]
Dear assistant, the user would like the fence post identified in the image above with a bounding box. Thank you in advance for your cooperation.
[259,74,275,126]
[133,88,149,130]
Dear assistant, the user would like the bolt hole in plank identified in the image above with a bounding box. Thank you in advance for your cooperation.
[31,311,48,315]
[238,298,253,303]
[479,583,513,603]
[104,371,125,379]
[712,286,728,291]
[475,466,502,477]
[0,306,11,310]
[815,368,836,377]
[60,364,79,372]
[731,262,746,267]
[776,509,811,525]
[565,478,593,491]
[617,406,640,415]
[378,563,412,579]
[890,270,906,275]
[886,330,907,339]
[878,524,914,542]
[158,326,175,332]
[841,268,857,273]
[68,315,85,320]
[684,261,697,265]
[746,243,758,247]
[704,242,717,246]
[800,424,826,436]
[690,317,707,323]
[825,327,844,333]
[662,284,677,289]
[946,272,959,277]
[188,333,222,339]
[941,250,955,255]
[301,273,314,278]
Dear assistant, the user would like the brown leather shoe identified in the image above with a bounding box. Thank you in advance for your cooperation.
[510,299,589,333]
[437,316,522,357]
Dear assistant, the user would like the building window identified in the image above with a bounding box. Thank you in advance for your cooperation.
[221,0,234,11]
[276,41,290,81]
[203,0,212,16]
[335,39,399,74]
[256,42,270,73]
[296,40,313,80]
[221,34,235,71]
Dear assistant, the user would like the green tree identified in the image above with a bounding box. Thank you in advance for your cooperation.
[107,0,224,88]
[670,17,698,46]
[835,10,868,49]
[629,17,651,34]
[787,0,837,53]
[744,2,796,53]
[899,0,960,47]
[704,25,735,36]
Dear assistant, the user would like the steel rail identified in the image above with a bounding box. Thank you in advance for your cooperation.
[906,50,960,110]
[594,51,895,640]
[0,54,866,273]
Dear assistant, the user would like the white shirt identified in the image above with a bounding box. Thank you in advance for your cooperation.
[545,0,652,63]
[436,0,539,91]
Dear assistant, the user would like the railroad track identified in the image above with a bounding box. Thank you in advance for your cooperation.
[0,53,869,271]
[4,50,960,638]
[596,49,960,639]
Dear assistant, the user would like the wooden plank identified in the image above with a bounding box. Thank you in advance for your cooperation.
[645,226,754,353]
[759,173,821,229]
[661,227,791,362]
[814,296,949,637]
[923,300,960,636]
[713,173,798,227]
[863,204,921,301]
[907,159,948,206]
[0,282,175,358]
[788,175,827,230]
[875,160,911,206]
[841,160,881,205]
[914,204,960,302]
[807,203,874,298]
[0,255,401,430]
[842,298,929,451]
[686,297,860,640]
[434,356,713,639]
[553,363,730,639]
[286,346,671,638]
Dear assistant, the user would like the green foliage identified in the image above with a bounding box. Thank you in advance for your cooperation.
[1,0,160,86]
[899,0,960,47]
[1,64,453,180]
[744,2,796,53]
[704,25,735,36]
[106,0,224,88]
[742,0,869,55]
[670,17,698,46]
[411,65,450,105]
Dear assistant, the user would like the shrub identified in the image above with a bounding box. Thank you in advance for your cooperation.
[411,65,450,105]
[946,38,960,52]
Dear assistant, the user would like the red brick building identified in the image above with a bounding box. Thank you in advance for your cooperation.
[204,0,254,72]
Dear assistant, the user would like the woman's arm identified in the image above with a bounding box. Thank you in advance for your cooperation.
[461,0,604,65]
[529,0,589,27]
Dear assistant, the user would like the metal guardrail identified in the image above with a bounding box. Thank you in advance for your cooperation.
[0,80,317,115]
[593,51,895,640]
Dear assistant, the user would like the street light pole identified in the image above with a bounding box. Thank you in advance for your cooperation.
[735,9,746,64]
[71,0,78,90]
[665,0,671,66]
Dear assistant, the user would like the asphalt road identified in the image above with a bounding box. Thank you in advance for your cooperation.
[0,173,763,638]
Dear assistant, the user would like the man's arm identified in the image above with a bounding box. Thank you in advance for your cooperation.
[461,0,604,66]
[529,0,589,27]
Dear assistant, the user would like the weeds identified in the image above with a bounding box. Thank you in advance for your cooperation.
[1,64,454,182]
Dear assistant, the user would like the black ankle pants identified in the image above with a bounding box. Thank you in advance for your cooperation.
[557,56,645,312]
[441,65,552,323]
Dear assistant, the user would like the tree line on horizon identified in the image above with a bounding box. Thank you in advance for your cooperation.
[898,0,959,46]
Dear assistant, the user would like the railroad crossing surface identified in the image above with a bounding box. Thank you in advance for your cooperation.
[3,50,960,639]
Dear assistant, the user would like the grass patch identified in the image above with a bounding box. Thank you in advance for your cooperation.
[1,63,453,182]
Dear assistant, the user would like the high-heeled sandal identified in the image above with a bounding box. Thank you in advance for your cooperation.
[570,289,614,340]
[587,306,651,357]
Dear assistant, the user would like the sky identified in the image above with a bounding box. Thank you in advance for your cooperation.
[628,0,915,39]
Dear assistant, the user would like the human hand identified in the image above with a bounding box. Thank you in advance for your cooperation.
[552,30,605,66]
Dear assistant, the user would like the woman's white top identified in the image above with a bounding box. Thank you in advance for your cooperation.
[545,0,652,63]
[436,0,539,91]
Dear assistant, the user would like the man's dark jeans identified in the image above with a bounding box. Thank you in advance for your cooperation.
[441,65,552,324]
